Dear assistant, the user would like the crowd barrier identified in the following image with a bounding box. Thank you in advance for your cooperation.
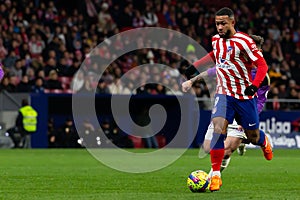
[30,93,300,148]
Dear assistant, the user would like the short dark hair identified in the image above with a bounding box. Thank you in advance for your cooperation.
[215,7,234,19]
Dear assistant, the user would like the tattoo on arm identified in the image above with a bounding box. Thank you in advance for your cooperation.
[190,71,208,84]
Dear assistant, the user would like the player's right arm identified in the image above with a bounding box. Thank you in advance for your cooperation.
[181,71,207,92]
[182,66,217,92]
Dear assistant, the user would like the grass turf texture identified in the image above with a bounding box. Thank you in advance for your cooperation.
[0,149,299,200]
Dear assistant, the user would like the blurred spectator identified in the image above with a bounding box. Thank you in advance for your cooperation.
[100,118,133,148]
[134,107,158,148]
[3,51,18,69]
[71,70,85,93]
[64,59,80,77]
[287,88,300,110]
[31,56,45,74]
[150,84,166,95]
[44,58,57,77]
[10,59,23,80]
[166,79,183,96]
[45,70,63,90]
[36,69,45,79]
[97,2,116,34]
[267,87,281,111]
[16,75,32,92]
[108,77,131,94]
[0,76,10,92]
[142,4,158,26]
[119,3,134,30]
[56,117,80,148]
[286,79,300,95]
[5,75,18,92]
[31,77,45,93]
[28,34,45,58]
[132,10,144,28]
[77,119,99,148]
[272,95,281,111]
[268,63,283,86]
[47,117,57,148]
[96,79,110,94]
[278,84,288,99]
[78,76,93,93]
[26,67,36,85]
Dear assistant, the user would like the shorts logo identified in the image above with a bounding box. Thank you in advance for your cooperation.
[249,123,256,126]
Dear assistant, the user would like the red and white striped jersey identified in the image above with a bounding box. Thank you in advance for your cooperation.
[212,32,264,100]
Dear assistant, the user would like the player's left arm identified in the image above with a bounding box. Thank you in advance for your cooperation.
[252,56,268,88]
[244,41,268,96]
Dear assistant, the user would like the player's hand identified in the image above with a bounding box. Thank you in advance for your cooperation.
[244,85,258,96]
[182,80,193,92]
[184,64,197,79]
[237,125,243,132]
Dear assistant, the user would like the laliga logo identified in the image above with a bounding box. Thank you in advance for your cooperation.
[259,117,291,134]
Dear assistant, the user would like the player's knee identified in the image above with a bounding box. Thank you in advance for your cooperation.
[213,126,223,134]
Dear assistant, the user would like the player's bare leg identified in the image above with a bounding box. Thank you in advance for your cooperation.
[208,136,243,178]
[245,129,273,160]
[221,137,242,171]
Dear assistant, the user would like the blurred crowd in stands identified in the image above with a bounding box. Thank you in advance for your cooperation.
[0,0,299,111]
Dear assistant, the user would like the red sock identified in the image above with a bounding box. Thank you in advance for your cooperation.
[210,149,225,171]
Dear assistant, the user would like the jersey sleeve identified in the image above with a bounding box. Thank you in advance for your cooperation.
[244,39,268,87]
[193,51,215,68]
[252,58,268,87]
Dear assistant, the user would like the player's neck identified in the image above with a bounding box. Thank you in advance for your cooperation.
[229,29,237,38]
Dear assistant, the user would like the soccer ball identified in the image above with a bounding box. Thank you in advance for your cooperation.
[187,170,211,192]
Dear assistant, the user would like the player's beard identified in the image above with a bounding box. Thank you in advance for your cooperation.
[219,29,231,38]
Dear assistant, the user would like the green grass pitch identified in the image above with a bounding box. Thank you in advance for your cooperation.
[0,149,299,200]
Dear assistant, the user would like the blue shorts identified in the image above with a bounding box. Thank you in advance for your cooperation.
[211,94,259,130]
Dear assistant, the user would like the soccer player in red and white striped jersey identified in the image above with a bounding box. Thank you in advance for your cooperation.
[185,7,273,192]
[211,32,267,99]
